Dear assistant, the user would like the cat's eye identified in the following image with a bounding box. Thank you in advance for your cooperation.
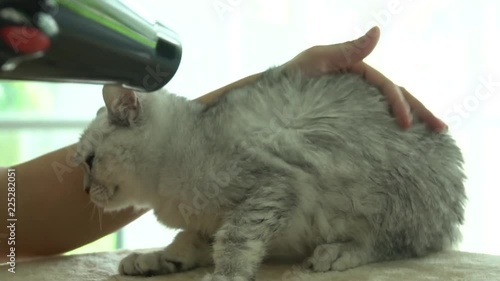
[85,154,95,170]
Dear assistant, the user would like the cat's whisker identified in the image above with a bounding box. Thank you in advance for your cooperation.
[97,207,103,231]
[90,203,96,221]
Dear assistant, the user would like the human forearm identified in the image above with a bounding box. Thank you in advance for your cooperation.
[0,145,146,262]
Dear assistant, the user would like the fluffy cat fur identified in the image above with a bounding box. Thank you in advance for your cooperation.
[74,67,466,281]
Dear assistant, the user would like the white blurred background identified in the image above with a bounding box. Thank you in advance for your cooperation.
[1,0,499,255]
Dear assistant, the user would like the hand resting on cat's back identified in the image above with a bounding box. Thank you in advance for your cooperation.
[74,67,466,281]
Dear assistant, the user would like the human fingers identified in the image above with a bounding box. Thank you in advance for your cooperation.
[351,62,412,128]
[399,86,447,132]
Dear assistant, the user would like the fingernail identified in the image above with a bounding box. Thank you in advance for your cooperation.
[434,121,448,133]
[399,118,411,130]
[365,26,379,37]
[439,119,448,129]
[405,104,411,116]
[440,123,449,133]
[404,103,412,123]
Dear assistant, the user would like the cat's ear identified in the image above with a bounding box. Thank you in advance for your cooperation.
[102,85,141,126]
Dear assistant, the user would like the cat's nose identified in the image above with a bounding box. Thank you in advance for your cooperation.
[84,185,90,194]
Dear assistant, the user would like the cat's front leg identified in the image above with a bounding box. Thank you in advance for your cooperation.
[202,186,294,281]
[119,230,212,276]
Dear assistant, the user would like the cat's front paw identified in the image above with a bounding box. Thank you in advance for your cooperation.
[119,251,183,276]
[201,274,253,281]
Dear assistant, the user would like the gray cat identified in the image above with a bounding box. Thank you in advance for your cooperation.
[74,67,466,281]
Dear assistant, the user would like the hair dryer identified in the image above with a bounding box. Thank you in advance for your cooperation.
[0,0,182,92]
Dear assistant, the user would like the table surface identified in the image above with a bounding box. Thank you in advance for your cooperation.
[1,249,499,281]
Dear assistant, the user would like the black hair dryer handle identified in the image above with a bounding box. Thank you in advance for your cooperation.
[0,0,182,92]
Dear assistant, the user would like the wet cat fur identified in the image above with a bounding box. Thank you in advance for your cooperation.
[74,67,466,280]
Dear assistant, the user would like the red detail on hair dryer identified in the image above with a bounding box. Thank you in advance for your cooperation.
[0,26,50,54]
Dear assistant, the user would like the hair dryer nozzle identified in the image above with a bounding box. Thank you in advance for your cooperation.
[0,0,182,92]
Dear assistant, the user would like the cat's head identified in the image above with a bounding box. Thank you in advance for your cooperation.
[73,85,157,211]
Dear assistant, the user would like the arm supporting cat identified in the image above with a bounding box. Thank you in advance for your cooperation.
[0,150,144,262]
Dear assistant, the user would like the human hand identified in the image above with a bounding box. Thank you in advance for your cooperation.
[282,26,447,132]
